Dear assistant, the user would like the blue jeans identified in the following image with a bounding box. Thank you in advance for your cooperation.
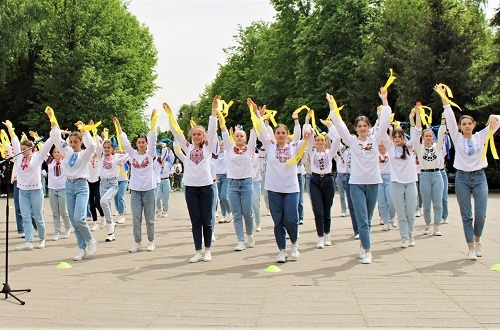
[185,185,213,250]
[378,174,395,224]
[304,173,312,194]
[268,191,299,250]
[13,183,25,234]
[309,174,335,237]
[455,170,488,243]
[211,181,218,234]
[100,178,119,224]
[19,188,45,242]
[345,175,358,236]
[49,188,71,235]
[391,182,417,239]
[336,173,348,214]
[349,184,378,250]
[228,178,254,242]
[216,173,231,216]
[252,181,261,226]
[66,178,93,250]
[156,178,171,213]
[441,170,449,220]
[419,171,443,225]
[114,180,128,215]
[130,189,156,243]
[297,174,305,222]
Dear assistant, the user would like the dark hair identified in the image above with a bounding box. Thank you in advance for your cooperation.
[391,128,410,160]
[136,134,148,143]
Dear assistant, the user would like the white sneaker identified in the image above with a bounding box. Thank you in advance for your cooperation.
[35,239,46,249]
[290,243,300,260]
[409,236,416,247]
[105,234,116,242]
[91,223,100,231]
[116,216,125,224]
[15,242,33,251]
[379,219,384,225]
[324,234,332,246]
[255,225,262,232]
[129,242,141,253]
[442,218,449,224]
[361,252,372,264]
[203,250,212,262]
[212,234,216,242]
[316,237,325,249]
[234,241,246,251]
[267,211,271,216]
[433,226,442,236]
[247,235,255,248]
[146,241,155,252]
[225,213,233,223]
[87,239,97,256]
[189,252,203,263]
[467,249,478,260]
[423,226,431,235]
[391,218,398,228]
[382,224,391,231]
[354,234,360,240]
[341,213,347,217]
[401,238,409,248]
[276,251,287,263]
[61,228,71,239]
[73,249,87,261]
[106,222,115,235]
[358,246,365,259]
[53,234,60,241]
[475,242,482,257]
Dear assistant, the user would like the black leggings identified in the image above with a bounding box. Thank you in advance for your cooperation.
[88,180,104,221]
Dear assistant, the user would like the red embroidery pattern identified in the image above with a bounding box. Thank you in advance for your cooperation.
[103,156,113,170]
[379,155,389,163]
[314,153,328,170]
[20,155,32,170]
[275,146,291,163]
[190,148,204,165]
[132,156,150,168]
[233,146,248,155]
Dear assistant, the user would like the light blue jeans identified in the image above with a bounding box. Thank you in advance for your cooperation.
[441,170,449,220]
[336,173,348,214]
[131,189,156,243]
[349,184,378,250]
[261,173,269,211]
[66,178,93,250]
[114,180,128,215]
[228,178,254,242]
[100,178,119,224]
[378,174,396,224]
[455,169,488,243]
[391,182,417,239]
[49,188,71,235]
[156,178,171,213]
[252,181,261,227]
[19,188,45,242]
[419,171,443,225]
[217,173,231,216]
[297,174,305,222]
[268,191,299,250]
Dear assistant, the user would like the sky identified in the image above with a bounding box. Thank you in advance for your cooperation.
[127,0,499,130]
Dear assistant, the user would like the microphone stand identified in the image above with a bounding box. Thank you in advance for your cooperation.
[0,141,42,305]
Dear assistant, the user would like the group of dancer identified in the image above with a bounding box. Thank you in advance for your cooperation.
[1,83,499,264]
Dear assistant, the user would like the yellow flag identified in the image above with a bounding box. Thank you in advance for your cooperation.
[381,68,396,93]
[435,84,462,111]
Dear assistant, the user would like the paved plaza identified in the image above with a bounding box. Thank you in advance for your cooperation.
[0,191,499,328]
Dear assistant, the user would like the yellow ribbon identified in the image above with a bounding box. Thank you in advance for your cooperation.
[309,110,325,140]
[189,118,197,128]
[102,128,109,141]
[113,120,127,178]
[176,144,182,156]
[327,95,345,118]
[20,132,28,143]
[418,106,433,127]
[218,99,233,118]
[435,84,462,111]
[0,129,10,150]
[151,111,159,132]
[285,141,308,166]
[228,127,235,145]
[44,106,59,128]
[482,126,499,162]
[262,109,278,127]
[381,68,396,93]
[78,121,102,134]
[30,131,44,150]
[162,103,183,134]
[249,104,263,135]
[389,114,401,129]
[293,105,309,115]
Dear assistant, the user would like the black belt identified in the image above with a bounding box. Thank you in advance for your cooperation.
[421,169,439,172]
[312,173,333,178]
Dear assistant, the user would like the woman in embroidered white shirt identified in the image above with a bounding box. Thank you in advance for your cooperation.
[165,97,218,263]
[437,84,500,260]
[3,121,53,251]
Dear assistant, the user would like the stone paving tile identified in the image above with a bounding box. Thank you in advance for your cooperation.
[0,192,499,328]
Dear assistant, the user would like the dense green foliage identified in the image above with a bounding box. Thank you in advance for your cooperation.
[0,0,157,138]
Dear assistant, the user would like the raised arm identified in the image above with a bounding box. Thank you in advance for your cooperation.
[373,88,392,143]
[327,93,354,148]
[147,110,158,158]
[163,102,188,152]
[206,96,219,153]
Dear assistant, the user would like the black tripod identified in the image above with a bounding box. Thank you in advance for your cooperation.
[1,152,33,305]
